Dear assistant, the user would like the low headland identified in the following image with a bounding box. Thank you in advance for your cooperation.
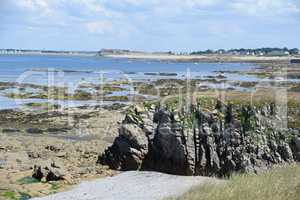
[98,48,300,63]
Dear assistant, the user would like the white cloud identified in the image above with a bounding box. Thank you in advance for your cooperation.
[14,0,56,16]
[70,0,120,18]
[3,0,300,50]
[231,0,300,17]
[185,0,220,8]
[85,21,114,34]
[9,0,300,24]
[207,22,245,39]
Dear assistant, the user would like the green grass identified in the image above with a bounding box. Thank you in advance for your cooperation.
[1,191,31,200]
[2,191,18,200]
[169,165,300,200]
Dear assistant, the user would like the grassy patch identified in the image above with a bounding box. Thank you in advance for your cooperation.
[2,191,18,200]
[169,165,300,200]
[102,84,127,92]
[1,191,31,200]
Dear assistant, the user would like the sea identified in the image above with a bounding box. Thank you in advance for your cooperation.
[0,54,257,110]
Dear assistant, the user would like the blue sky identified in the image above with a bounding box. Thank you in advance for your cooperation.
[0,0,299,51]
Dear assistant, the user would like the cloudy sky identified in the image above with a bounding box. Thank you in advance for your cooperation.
[0,0,299,51]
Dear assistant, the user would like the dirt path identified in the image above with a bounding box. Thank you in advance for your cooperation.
[31,171,220,200]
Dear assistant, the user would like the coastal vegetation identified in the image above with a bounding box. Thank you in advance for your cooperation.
[169,164,300,200]
[190,47,300,56]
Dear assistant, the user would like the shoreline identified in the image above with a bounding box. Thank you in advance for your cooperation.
[0,53,97,57]
[1,52,299,63]
[102,53,298,63]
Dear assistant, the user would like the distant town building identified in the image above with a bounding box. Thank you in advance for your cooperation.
[216,49,225,54]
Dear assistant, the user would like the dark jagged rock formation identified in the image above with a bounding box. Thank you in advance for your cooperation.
[98,102,300,177]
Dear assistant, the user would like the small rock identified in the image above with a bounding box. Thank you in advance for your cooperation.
[26,128,44,134]
[2,128,21,133]
[27,151,41,159]
[32,160,70,182]
[56,151,67,158]
[46,167,67,182]
[46,145,62,152]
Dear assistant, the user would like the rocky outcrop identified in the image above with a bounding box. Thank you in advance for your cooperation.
[98,102,300,176]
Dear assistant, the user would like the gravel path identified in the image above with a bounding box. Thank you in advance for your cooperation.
[31,171,219,200]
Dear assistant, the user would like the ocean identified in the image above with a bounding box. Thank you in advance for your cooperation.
[0,54,255,109]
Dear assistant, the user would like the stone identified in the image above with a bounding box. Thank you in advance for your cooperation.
[2,128,21,133]
[153,109,171,124]
[46,167,66,182]
[32,160,69,182]
[294,137,300,151]
[278,143,294,162]
[27,151,41,159]
[98,123,149,171]
[134,105,145,114]
[46,145,62,152]
[26,128,44,134]
[224,159,236,175]
[32,165,45,180]
[149,123,187,172]
[291,137,300,161]
[119,124,148,149]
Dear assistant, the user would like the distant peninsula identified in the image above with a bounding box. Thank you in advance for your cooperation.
[98,48,300,63]
[0,49,97,56]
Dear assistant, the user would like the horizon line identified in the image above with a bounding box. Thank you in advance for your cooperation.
[0,47,299,53]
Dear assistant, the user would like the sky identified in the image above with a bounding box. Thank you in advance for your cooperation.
[0,0,299,52]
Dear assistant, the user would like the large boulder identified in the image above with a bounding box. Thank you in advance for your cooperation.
[144,122,190,175]
[98,123,149,170]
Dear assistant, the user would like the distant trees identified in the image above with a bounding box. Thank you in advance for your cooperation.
[289,48,299,55]
[190,48,299,55]
[190,49,214,55]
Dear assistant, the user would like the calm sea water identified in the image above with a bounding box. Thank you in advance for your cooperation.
[0,54,256,109]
